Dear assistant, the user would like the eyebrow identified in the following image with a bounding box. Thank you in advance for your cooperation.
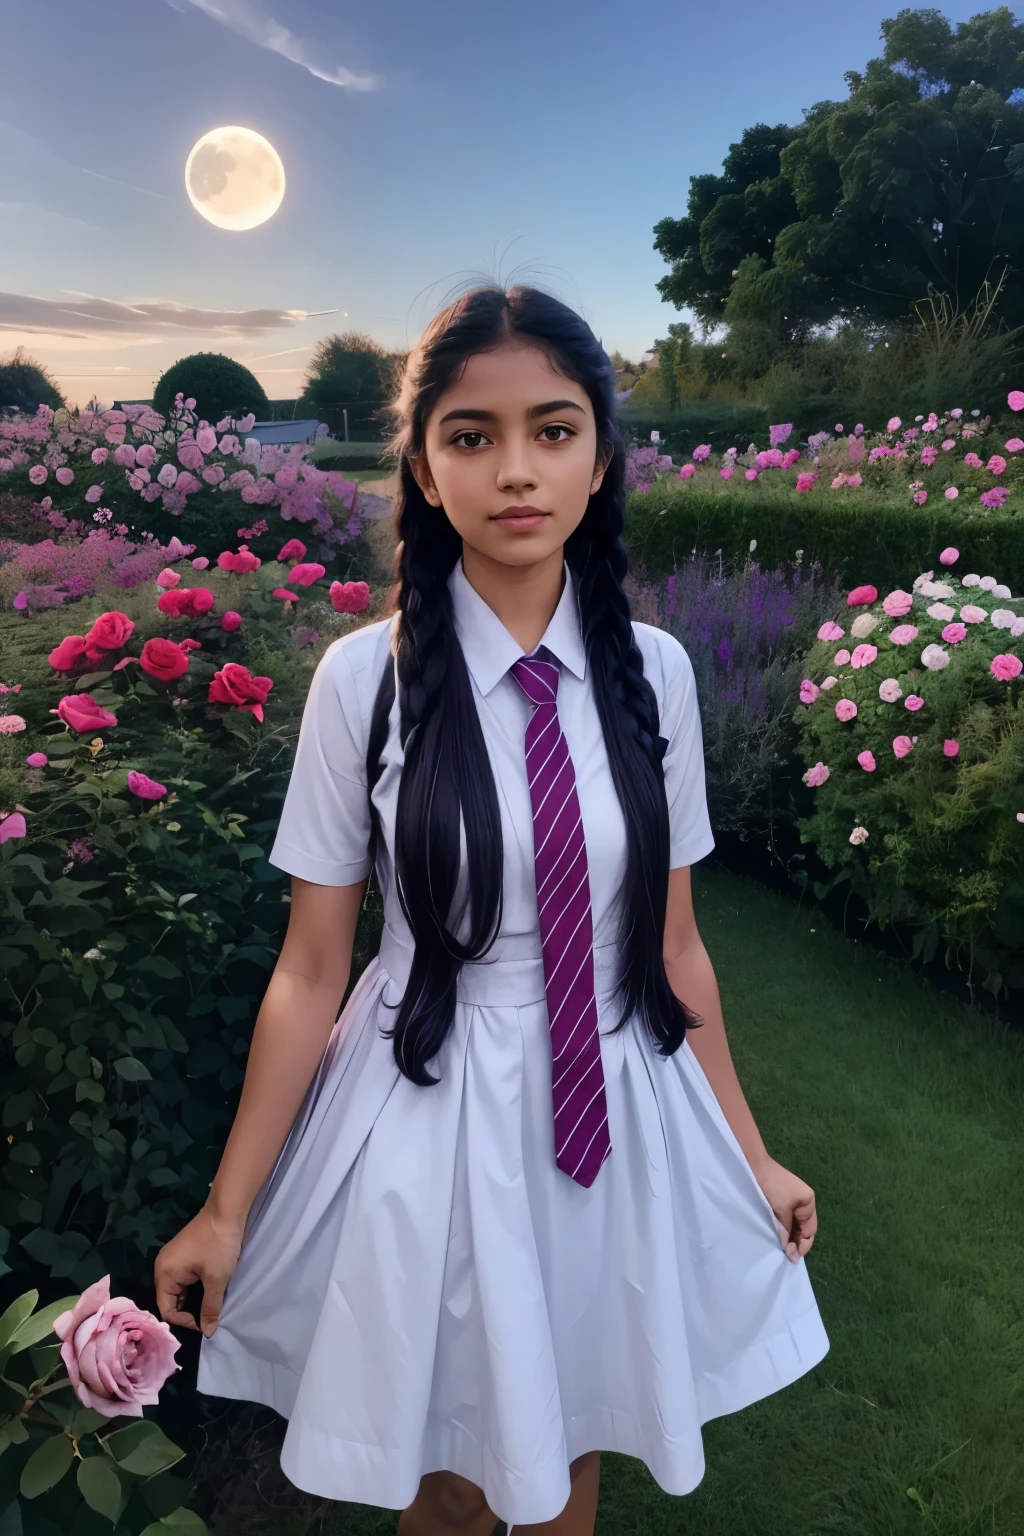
[437,399,587,426]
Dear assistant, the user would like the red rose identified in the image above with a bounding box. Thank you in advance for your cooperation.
[329,580,371,614]
[55,693,118,733]
[221,611,243,632]
[49,634,88,670]
[139,637,189,682]
[208,662,274,724]
[157,587,215,618]
[287,562,326,587]
[84,610,135,661]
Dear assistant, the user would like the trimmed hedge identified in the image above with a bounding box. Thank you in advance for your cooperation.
[618,400,771,460]
[623,487,1024,591]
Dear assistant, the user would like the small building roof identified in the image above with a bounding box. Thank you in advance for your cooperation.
[245,419,326,446]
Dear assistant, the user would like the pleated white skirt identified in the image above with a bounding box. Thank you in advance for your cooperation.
[196,929,829,1526]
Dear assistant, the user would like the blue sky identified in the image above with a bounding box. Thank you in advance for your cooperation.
[0,0,992,410]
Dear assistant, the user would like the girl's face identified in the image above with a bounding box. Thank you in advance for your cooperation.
[410,340,612,570]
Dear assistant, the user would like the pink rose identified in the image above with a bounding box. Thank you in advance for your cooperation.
[882,589,913,617]
[53,1274,181,1419]
[817,620,845,642]
[217,549,261,574]
[127,770,168,800]
[90,447,109,465]
[1007,390,1024,412]
[941,622,967,644]
[857,750,876,772]
[889,624,919,645]
[943,739,959,756]
[945,487,959,500]
[49,634,88,670]
[990,653,1022,682]
[0,715,26,734]
[834,648,851,666]
[913,490,928,505]
[156,568,181,589]
[799,679,819,705]
[139,638,189,682]
[960,605,986,624]
[744,468,759,482]
[1005,438,1024,454]
[803,761,830,787]
[208,662,274,723]
[25,752,48,768]
[271,586,300,603]
[196,426,218,453]
[939,546,958,564]
[795,472,815,492]
[329,580,372,614]
[56,466,75,486]
[719,465,734,480]
[987,455,1007,475]
[835,698,858,722]
[0,812,27,843]
[846,584,878,606]
[851,643,878,668]
[157,587,215,618]
[29,465,48,485]
[287,562,327,587]
[892,735,914,758]
[904,694,925,711]
[55,693,118,732]
[192,556,210,570]
[277,538,307,562]
[84,610,135,660]
[221,611,243,632]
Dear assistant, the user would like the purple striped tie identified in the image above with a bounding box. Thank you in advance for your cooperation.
[511,654,611,1188]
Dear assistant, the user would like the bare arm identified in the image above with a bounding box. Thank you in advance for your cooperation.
[662,866,771,1178]
[205,874,368,1226]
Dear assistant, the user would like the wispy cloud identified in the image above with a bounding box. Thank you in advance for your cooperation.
[167,0,382,90]
[0,123,171,230]
[0,290,338,343]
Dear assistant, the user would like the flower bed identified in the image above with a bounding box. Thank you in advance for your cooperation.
[792,552,1024,994]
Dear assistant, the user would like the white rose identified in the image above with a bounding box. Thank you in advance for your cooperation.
[990,609,1017,629]
[849,826,869,845]
[962,573,981,587]
[979,575,997,590]
[921,643,950,670]
[850,612,879,637]
[926,602,956,621]
[992,584,1012,599]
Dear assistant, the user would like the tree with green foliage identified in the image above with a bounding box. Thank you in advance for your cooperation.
[655,6,1024,333]
[0,345,66,416]
[298,331,403,440]
[152,352,271,426]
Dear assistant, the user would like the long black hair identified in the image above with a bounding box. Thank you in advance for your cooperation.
[366,282,703,1085]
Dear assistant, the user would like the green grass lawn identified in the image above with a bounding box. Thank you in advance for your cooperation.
[305,862,1024,1536]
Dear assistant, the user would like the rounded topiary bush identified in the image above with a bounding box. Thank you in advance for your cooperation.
[153,351,271,426]
[0,345,66,416]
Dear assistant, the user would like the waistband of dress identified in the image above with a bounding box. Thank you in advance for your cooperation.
[377,925,625,1006]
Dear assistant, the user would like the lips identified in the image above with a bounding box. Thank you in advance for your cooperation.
[493,505,548,519]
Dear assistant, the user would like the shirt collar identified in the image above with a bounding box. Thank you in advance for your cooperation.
[449,555,587,697]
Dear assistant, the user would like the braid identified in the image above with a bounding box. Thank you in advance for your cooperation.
[569,500,698,1056]
[366,479,504,1085]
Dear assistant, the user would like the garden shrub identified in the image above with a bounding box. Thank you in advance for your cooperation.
[791,561,1024,995]
[152,354,270,429]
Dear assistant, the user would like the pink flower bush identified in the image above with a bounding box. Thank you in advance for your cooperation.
[53,1274,181,1418]
[835,698,858,722]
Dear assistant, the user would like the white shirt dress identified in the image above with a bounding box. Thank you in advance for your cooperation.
[196,556,829,1525]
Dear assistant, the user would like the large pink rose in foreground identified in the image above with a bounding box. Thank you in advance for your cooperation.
[329,580,371,614]
[53,1275,181,1419]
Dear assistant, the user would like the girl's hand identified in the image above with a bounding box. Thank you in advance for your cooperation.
[754,1157,817,1264]
[154,1206,246,1337]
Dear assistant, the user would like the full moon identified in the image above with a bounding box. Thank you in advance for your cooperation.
[184,126,285,231]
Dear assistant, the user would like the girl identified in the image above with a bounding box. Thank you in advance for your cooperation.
[155,284,828,1536]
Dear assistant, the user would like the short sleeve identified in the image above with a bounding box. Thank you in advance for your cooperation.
[656,635,716,869]
[268,640,374,886]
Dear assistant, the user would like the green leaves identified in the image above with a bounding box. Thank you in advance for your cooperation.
[105,1420,184,1477]
[76,1455,125,1523]
[19,1433,74,1499]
